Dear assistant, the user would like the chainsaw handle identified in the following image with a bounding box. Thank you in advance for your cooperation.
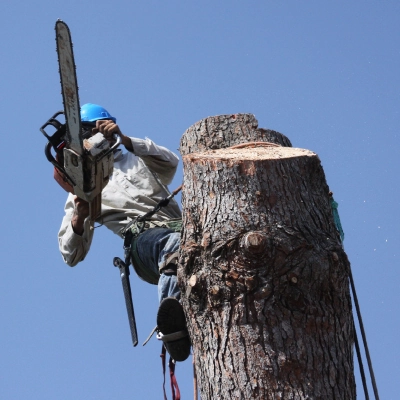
[40,111,65,141]
[44,141,57,164]
[98,134,121,161]
[44,141,76,186]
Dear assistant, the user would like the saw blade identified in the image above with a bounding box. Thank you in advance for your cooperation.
[55,20,83,155]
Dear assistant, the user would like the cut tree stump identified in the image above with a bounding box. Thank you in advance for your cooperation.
[178,114,355,400]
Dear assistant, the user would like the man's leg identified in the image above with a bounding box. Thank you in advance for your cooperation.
[135,227,190,361]
[158,273,180,302]
[135,228,181,301]
[157,231,181,302]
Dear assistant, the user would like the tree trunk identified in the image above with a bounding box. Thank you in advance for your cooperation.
[178,114,355,399]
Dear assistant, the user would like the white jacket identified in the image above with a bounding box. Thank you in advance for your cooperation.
[58,136,182,266]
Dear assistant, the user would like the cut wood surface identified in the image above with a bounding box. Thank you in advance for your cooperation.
[178,114,355,400]
[180,113,292,156]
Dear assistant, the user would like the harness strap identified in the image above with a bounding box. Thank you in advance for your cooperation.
[161,345,181,400]
[169,355,181,400]
[161,346,168,400]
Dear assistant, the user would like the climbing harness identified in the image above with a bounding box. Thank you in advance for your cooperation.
[331,194,380,400]
[121,185,183,285]
[113,185,184,398]
[122,184,183,270]
[114,184,183,345]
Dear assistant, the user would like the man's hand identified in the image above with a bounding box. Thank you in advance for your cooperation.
[71,196,90,235]
[95,120,133,152]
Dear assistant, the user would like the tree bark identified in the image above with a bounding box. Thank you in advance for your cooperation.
[178,114,355,399]
[179,113,292,156]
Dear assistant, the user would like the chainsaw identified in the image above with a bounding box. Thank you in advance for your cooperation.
[40,20,120,224]
[40,20,138,347]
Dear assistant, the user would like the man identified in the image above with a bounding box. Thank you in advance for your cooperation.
[57,103,190,361]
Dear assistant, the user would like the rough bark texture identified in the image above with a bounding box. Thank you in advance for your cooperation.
[179,113,292,156]
[178,115,355,399]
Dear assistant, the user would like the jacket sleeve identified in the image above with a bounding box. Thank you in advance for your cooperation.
[58,194,94,267]
[130,137,179,185]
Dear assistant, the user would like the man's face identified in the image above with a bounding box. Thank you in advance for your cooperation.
[81,122,99,139]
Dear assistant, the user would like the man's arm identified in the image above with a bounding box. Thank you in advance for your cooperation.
[95,120,133,152]
[71,196,89,235]
[129,137,179,185]
[95,120,179,184]
[58,194,94,266]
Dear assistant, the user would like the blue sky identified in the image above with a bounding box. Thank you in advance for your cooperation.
[1,1,399,399]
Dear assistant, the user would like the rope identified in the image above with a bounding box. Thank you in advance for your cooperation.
[353,320,370,399]
[169,357,181,400]
[161,346,168,400]
[161,345,181,400]
[137,185,182,223]
[331,194,380,399]
[349,268,380,399]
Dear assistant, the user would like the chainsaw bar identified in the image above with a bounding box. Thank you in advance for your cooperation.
[55,20,83,156]
[55,20,104,222]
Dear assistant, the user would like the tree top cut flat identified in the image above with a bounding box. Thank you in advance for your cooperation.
[183,145,316,162]
[179,113,292,156]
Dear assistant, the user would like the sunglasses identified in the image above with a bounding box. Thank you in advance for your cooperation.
[81,122,97,139]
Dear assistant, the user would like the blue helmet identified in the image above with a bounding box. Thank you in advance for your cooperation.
[80,103,116,123]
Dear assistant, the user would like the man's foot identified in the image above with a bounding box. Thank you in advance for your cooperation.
[157,297,191,362]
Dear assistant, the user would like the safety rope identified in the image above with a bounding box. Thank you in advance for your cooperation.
[331,194,380,399]
[161,345,181,400]
[353,320,370,399]
[161,346,168,400]
[137,185,183,223]
[349,268,380,399]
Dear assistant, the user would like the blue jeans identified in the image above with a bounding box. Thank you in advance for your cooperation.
[135,228,181,303]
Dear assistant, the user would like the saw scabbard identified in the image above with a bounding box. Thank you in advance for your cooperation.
[113,257,139,347]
